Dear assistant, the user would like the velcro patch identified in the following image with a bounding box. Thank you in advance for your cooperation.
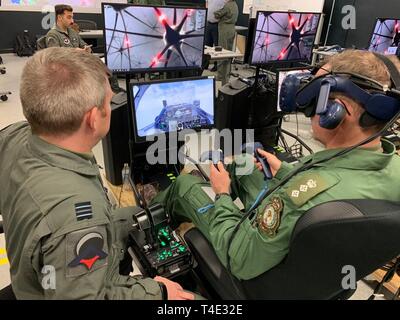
[285,173,339,207]
[257,197,284,238]
[75,202,93,221]
[66,226,108,278]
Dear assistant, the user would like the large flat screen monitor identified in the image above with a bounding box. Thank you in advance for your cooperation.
[102,3,207,73]
[250,11,321,65]
[130,77,215,142]
[368,18,400,55]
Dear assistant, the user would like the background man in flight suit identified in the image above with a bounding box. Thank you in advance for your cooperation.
[153,50,400,280]
[0,47,193,300]
[214,0,238,85]
[45,4,122,93]
[45,4,91,52]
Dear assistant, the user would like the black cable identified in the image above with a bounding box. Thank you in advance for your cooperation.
[225,108,400,274]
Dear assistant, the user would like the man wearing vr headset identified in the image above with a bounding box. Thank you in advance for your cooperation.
[154,50,400,281]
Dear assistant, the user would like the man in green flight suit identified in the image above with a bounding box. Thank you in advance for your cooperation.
[45,4,91,52]
[0,47,194,300]
[45,4,123,94]
[153,50,400,281]
[214,0,238,85]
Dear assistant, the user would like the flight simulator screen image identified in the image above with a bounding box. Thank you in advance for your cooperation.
[368,19,400,55]
[250,12,321,65]
[103,3,207,73]
[132,78,214,140]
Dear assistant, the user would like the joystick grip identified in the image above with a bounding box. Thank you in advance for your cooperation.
[242,142,273,179]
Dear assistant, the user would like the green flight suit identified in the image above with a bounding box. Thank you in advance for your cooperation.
[0,122,163,299]
[214,0,238,85]
[154,141,400,280]
[45,25,88,49]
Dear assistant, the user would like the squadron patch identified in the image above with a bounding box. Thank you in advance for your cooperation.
[63,38,71,45]
[257,197,283,237]
[66,226,108,277]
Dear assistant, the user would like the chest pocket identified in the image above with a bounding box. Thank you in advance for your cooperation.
[70,37,80,47]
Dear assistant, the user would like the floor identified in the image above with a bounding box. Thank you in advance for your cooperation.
[0,53,387,299]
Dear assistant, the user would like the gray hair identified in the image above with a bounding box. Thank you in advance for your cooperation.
[20,47,110,135]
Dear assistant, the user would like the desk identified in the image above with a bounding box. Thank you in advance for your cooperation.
[80,30,103,39]
[204,46,243,62]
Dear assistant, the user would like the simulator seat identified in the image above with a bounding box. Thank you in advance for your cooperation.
[184,199,400,299]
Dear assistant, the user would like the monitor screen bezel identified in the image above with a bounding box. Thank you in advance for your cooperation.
[129,76,216,143]
[249,11,322,67]
[102,2,207,74]
[275,66,314,112]
[367,17,400,54]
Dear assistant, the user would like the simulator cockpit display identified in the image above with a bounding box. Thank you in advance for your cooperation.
[102,3,207,73]
[131,77,215,142]
[250,11,321,65]
[368,18,400,55]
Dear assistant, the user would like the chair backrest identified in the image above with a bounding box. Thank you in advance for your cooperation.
[36,36,46,50]
[184,199,400,299]
[241,199,400,299]
[74,20,97,31]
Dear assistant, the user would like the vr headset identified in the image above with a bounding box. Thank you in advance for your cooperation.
[279,54,400,129]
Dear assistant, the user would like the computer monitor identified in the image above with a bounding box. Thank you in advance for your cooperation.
[102,3,207,73]
[250,11,321,65]
[368,18,400,55]
[130,77,215,142]
[276,67,312,112]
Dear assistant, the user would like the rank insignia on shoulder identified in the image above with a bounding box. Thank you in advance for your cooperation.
[257,197,283,237]
[75,202,93,221]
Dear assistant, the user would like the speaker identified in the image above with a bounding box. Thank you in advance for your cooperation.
[101,93,130,185]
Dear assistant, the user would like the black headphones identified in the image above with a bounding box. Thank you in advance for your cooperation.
[280,53,400,130]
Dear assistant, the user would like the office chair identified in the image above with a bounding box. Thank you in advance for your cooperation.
[0,221,16,300]
[36,36,47,51]
[74,20,97,31]
[184,199,400,299]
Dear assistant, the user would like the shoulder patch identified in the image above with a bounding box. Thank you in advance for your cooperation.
[285,172,340,207]
[66,226,108,278]
[257,197,284,238]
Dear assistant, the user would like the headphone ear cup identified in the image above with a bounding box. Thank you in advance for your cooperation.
[319,100,347,129]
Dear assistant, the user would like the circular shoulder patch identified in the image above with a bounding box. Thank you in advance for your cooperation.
[257,197,283,237]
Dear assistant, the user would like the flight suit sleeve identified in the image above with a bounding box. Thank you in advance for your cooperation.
[32,200,163,300]
[78,35,88,49]
[45,34,61,47]
[214,5,229,20]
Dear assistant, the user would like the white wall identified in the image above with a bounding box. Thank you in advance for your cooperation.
[244,0,325,17]
[0,0,127,13]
